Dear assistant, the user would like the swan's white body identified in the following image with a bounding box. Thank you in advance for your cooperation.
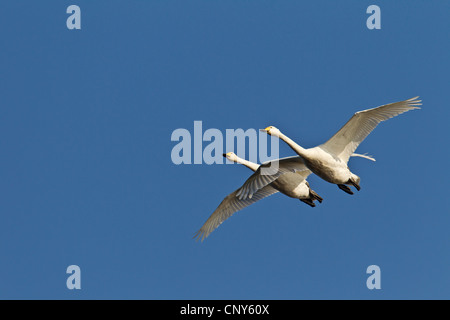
[288,146,358,185]
[229,153,317,200]
[194,151,375,241]
[263,97,421,193]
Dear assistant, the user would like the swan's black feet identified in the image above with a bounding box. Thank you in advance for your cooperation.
[309,189,323,203]
[348,179,361,191]
[300,199,316,207]
[338,184,354,195]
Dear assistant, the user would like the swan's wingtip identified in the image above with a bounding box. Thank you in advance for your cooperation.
[408,96,422,106]
[193,229,206,242]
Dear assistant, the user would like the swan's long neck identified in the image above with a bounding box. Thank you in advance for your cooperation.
[278,132,308,159]
[234,157,259,172]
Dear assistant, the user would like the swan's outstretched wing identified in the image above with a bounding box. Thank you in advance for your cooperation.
[236,156,311,200]
[194,185,279,241]
[321,97,421,163]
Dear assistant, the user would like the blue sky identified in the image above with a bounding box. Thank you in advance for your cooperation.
[0,1,449,299]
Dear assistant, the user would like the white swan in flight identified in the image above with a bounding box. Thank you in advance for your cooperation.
[261,97,421,194]
[226,152,323,207]
[194,151,375,241]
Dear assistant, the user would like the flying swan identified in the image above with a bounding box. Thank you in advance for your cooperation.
[194,151,375,241]
[261,96,421,195]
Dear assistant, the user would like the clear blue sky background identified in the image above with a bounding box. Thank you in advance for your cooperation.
[0,1,449,299]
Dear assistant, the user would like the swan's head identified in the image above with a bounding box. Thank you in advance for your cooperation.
[261,126,281,137]
[223,152,238,162]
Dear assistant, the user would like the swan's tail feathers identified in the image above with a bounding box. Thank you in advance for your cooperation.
[351,153,376,162]
[310,189,323,203]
